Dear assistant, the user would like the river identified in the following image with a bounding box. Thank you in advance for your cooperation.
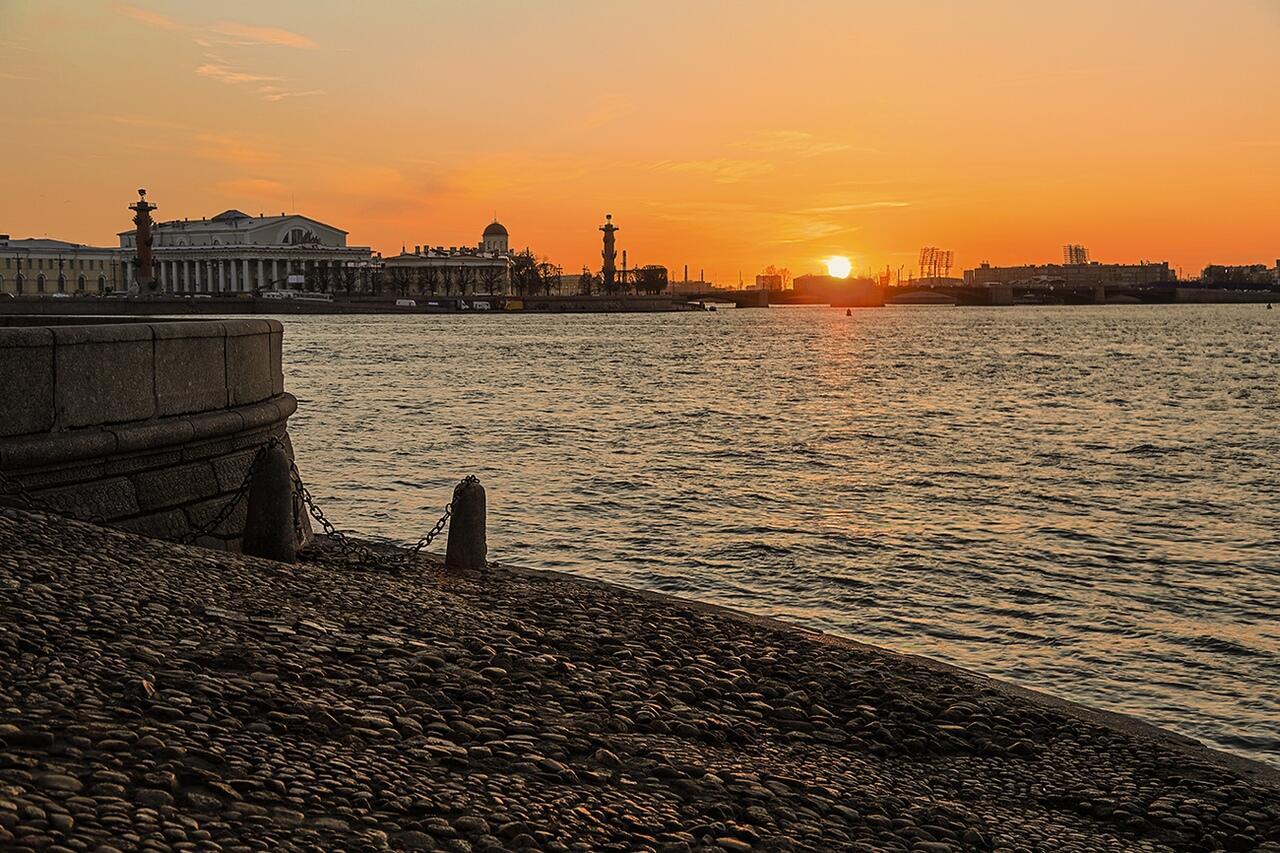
[279,303,1280,766]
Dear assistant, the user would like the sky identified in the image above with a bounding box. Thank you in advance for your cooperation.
[1,0,1277,282]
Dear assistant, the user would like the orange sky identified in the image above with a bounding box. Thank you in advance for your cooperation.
[1,0,1277,282]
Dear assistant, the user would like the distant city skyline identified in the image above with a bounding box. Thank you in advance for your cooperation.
[1,0,1278,279]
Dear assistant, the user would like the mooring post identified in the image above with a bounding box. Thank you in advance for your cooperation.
[445,477,486,569]
[242,443,297,563]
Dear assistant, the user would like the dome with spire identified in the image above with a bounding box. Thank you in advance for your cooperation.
[483,220,508,238]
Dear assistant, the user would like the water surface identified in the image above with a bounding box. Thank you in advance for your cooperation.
[279,305,1280,766]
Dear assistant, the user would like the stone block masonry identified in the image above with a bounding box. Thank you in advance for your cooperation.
[0,318,310,552]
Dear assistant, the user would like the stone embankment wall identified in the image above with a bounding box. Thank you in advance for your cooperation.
[0,318,308,551]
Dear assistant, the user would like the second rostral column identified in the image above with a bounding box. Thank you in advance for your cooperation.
[129,188,157,293]
[600,213,619,294]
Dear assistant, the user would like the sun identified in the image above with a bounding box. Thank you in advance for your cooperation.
[824,255,853,278]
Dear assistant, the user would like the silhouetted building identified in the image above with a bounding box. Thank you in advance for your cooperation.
[754,273,782,290]
[964,261,1173,288]
[1200,264,1276,287]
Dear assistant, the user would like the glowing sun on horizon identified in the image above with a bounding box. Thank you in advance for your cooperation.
[824,255,853,278]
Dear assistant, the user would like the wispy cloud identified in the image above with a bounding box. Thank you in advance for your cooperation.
[206,22,318,50]
[115,3,185,31]
[255,86,326,102]
[0,71,31,81]
[737,130,862,157]
[115,3,317,48]
[651,158,775,184]
[804,201,911,213]
[115,3,321,102]
[196,62,279,85]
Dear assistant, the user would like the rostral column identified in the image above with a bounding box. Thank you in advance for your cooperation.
[129,188,157,292]
[600,213,619,293]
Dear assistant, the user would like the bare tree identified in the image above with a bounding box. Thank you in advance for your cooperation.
[422,265,440,297]
[456,265,476,297]
[479,264,502,295]
[388,266,413,297]
[578,265,594,295]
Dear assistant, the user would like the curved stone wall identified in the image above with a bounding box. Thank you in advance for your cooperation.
[0,318,310,551]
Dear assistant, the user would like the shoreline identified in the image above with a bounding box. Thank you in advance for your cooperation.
[495,560,1279,787]
[3,509,1278,850]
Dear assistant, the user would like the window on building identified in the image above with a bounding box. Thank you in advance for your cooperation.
[58,274,67,293]
[77,275,86,291]
[15,275,23,294]
[36,274,45,293]
[37,258,44,269]
[97,275,106,293]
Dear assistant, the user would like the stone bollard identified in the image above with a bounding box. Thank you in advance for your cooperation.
[241,444,297,563]
[445,477,486,569]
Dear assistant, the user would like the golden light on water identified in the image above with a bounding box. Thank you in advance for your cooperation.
[824,256,853,279]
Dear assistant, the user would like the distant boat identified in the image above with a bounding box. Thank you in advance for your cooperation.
[845,308,852,316]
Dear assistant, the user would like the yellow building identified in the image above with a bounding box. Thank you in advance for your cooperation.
[0,236,123,295]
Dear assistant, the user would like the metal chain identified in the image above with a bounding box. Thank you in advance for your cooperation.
[3,435,472,569]
[290,462,471,569]
[179,437,280,545]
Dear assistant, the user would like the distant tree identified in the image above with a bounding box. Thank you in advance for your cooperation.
[479,264,503,295]
[536,261,560,296]
[441,266,456,296]
[388,266,413,297]
[509,250,538,297]
[635,265,668,295]
[422,265,440,297]
[762,264,792,289]
[578,265,594,296]
[456,265,476,297]
[335,263,359,295]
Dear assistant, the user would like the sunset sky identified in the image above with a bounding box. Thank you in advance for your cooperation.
[1,0,1277,282]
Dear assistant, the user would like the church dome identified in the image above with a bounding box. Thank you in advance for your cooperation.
[483,221,508,238]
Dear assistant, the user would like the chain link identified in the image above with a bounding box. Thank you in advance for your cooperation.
[178,437,281,545]
[2,436,472,570]
[291,463,469,569]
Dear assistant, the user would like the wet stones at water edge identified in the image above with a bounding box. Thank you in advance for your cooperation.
[0,508,1278,851]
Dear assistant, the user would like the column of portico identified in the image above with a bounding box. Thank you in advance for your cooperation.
[124,260,134,290]
[241,259,250,293]
[191,260,200,294]
[228,258,237,292]
[257,258,266,292]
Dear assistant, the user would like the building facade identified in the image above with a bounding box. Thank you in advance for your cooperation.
[0,236,123,295]
[118,208,373,294]
[381,221,513,295]
[964,261,1173,288]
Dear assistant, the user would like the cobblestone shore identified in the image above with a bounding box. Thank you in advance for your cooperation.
[1,509,1277,852]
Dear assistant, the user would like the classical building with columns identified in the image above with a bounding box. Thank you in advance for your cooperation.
[381,221,513,294]
[117,208,373,294]
[1,236,124,295]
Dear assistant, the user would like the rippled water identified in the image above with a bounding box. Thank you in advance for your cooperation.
[279,305,1280,766]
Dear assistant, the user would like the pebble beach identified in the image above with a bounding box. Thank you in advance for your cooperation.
[1,508,1277,852]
